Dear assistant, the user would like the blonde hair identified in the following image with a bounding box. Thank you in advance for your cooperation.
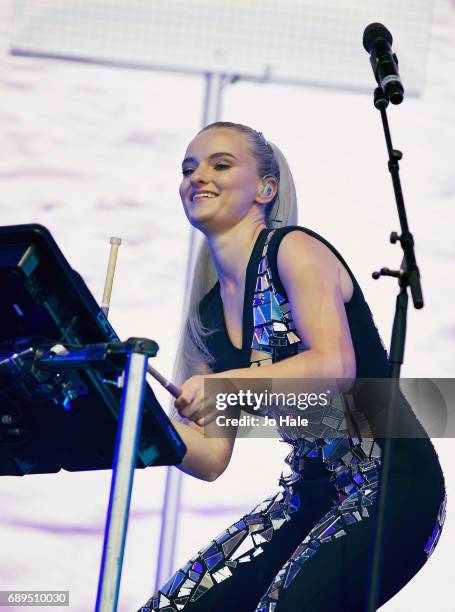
[170,122,298,420]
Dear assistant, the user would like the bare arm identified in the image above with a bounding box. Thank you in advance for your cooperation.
[211,230,356,393]
[171,362,240,482]
[171,413,240,482]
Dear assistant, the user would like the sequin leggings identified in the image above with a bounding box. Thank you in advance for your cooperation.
[137,437,447,612]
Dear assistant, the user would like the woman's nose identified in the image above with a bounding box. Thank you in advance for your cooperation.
[190,164,210,185]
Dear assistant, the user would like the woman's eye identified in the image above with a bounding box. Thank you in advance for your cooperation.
[181,163,230,176]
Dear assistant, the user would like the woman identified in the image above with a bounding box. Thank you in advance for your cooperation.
[138,122,447,611]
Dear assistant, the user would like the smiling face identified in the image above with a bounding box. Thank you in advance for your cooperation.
[179,127,266,234]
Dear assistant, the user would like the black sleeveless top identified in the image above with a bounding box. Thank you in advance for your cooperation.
[199,225,389,378]
[198,225,430,445]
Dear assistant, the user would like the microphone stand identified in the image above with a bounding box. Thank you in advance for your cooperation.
[366,86,424,612]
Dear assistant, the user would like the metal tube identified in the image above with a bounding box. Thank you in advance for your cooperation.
[154,71,226,589]
[96,351,148,612]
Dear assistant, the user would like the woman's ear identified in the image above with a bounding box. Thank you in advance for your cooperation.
[256,175,278,204]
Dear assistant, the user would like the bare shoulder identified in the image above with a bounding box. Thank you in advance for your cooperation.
[278,229,334,260]
[277,230,354,303]
[275,228,356,378]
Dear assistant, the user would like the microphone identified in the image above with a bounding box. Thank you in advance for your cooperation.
[363,23,404,104]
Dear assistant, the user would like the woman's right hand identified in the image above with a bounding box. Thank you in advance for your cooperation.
[174,374,219,426]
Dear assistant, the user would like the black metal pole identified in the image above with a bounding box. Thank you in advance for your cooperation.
[366,87,423,612]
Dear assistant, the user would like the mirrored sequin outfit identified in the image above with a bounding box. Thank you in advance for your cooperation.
[138,226,447,612]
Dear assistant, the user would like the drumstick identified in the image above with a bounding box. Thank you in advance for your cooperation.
[101,237,122,317]
[146,363,180,398]
[101,236,181,398]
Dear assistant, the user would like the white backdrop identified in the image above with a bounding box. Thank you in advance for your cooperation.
[0,0,454,610]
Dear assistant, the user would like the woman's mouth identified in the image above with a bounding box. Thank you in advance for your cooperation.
[191,192,219,202]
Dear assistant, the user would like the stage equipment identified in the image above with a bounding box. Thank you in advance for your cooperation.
[363,23,404,105]
[362,24,423,612]
[0,224,186,611]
